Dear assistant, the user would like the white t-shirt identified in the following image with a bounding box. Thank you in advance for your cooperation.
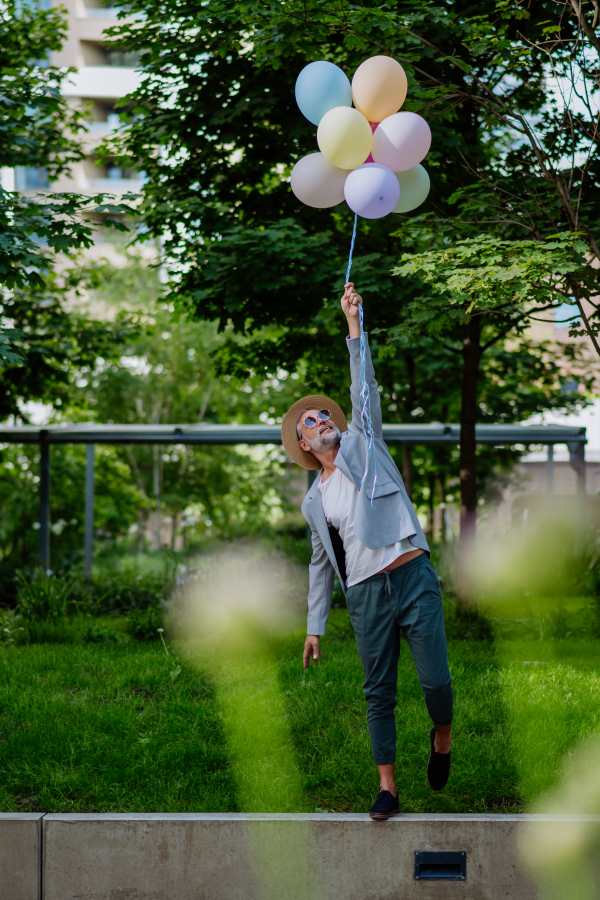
[318,466,414,587]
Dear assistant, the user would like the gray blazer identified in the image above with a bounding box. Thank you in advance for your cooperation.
[302,334,430,635]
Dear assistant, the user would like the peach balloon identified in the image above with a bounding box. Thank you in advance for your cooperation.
[351,56,408,123]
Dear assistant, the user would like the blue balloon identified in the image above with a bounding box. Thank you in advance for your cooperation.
[295,61,352,126]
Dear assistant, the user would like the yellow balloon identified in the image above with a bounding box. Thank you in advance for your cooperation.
[352,56,408,123]
[317,107,373,170]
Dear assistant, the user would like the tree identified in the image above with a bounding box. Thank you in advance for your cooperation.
[388,233,595,591]
[103,0,597,601]
[63,252,308,549]
[0,442,145,586]
[1,0,134,365]
[0,265,135,420]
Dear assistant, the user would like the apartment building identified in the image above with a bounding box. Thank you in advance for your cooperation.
[8,0,144,216]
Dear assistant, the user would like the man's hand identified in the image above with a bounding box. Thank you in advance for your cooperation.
[341,282,362,339]
[303,635,323,668]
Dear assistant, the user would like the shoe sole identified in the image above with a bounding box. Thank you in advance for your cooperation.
[369,810,399,819]
[426,769,447,792]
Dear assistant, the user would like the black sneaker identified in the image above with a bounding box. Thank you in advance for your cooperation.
[368,788,399,820]
[426,726,451,791]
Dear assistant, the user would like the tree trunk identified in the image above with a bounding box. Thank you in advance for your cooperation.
[427,470,435,538]
[402,351,416,500]
[458,314,482,612]
[438,472,447,544]
[153,443,161,550]
[171,509,179,551]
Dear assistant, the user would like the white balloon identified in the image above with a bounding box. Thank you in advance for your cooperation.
[344,163,400,220]
[290,152,350,208]
[392,165,430,213]
[372,112,432,172]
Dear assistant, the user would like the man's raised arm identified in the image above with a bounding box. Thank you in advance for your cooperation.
[341,282,383,439]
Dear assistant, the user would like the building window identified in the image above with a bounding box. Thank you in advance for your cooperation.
[106,49,142,67]
[14,167,49,190]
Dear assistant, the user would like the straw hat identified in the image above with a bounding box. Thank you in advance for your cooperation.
[281,394,348,470]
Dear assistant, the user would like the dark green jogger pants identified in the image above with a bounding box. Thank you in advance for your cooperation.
[345,553,453,765]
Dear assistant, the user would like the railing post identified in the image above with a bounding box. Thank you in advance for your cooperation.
[39,431,50,571]
[84,444,95,579]
[545,444,554,504]
[568,441,586,536]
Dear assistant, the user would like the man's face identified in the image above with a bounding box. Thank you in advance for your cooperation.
[299,409,341,454]
[300,409,335,440]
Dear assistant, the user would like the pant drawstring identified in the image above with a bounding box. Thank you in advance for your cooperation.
[384,570,392,597]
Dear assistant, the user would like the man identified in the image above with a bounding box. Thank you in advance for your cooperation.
[280,283,453,820]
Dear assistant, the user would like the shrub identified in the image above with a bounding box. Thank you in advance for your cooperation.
[126,607,163,641]
[91,572,168,616]
[16,570,82,620]
[82,621,120,644]
[0,609,25,645]
[24,618,81,644]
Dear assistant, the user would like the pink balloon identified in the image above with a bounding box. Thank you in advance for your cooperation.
[363,122,378,164]
[372,112,431,172]
[344,163,400,219]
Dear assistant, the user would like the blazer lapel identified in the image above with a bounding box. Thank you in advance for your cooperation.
[335,432,363,491]
[307,490,343,585]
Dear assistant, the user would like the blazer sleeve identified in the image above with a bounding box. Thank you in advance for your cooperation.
[306,520,335,636]
[346,333,383,439]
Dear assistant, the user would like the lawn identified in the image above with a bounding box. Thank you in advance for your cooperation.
[1,609,599,814]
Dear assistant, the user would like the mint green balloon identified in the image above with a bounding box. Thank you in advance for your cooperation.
[392,164,430,213]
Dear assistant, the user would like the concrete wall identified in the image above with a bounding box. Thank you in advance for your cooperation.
[0,813,43,900]
[2,812,599,900]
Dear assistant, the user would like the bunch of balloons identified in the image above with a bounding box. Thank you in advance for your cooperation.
[290,56,431,219]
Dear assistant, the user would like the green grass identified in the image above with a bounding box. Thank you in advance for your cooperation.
[1,610,600,813]
[0,642,235,812]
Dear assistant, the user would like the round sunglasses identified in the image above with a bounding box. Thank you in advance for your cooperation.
[302,409,332,428]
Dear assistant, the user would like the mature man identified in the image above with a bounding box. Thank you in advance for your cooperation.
[280,283,453,819]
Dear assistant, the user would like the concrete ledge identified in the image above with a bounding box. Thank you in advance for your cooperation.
[0,813,43,900]
[0,812,592,900]
[40,812,550,900]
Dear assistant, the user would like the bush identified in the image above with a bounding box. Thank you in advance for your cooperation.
[126,607,164,641]
[0,609,25,645]
[90,572,168,616]
[82,621,120,644]
[16,570,82,620]
[15,571,89,644]
[24,618,82,644]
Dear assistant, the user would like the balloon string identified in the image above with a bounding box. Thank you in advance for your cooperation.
[344,214,378,506]
[345,213,358,284]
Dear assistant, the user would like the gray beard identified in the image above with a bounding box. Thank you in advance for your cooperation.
[305,425,341,454]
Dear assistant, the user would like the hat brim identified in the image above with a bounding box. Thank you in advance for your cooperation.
[281,394,348,470]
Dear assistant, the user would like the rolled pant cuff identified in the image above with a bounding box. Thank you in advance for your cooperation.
[373,757,396,765]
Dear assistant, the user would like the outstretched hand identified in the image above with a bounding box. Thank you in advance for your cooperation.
[341,283,362,339]
[341,282,363,319]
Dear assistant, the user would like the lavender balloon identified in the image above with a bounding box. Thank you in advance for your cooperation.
[344,163,400,219]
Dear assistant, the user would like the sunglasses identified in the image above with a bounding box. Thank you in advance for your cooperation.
[302,409,332,429]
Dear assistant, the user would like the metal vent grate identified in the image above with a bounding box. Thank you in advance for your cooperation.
[414,850,467,880]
